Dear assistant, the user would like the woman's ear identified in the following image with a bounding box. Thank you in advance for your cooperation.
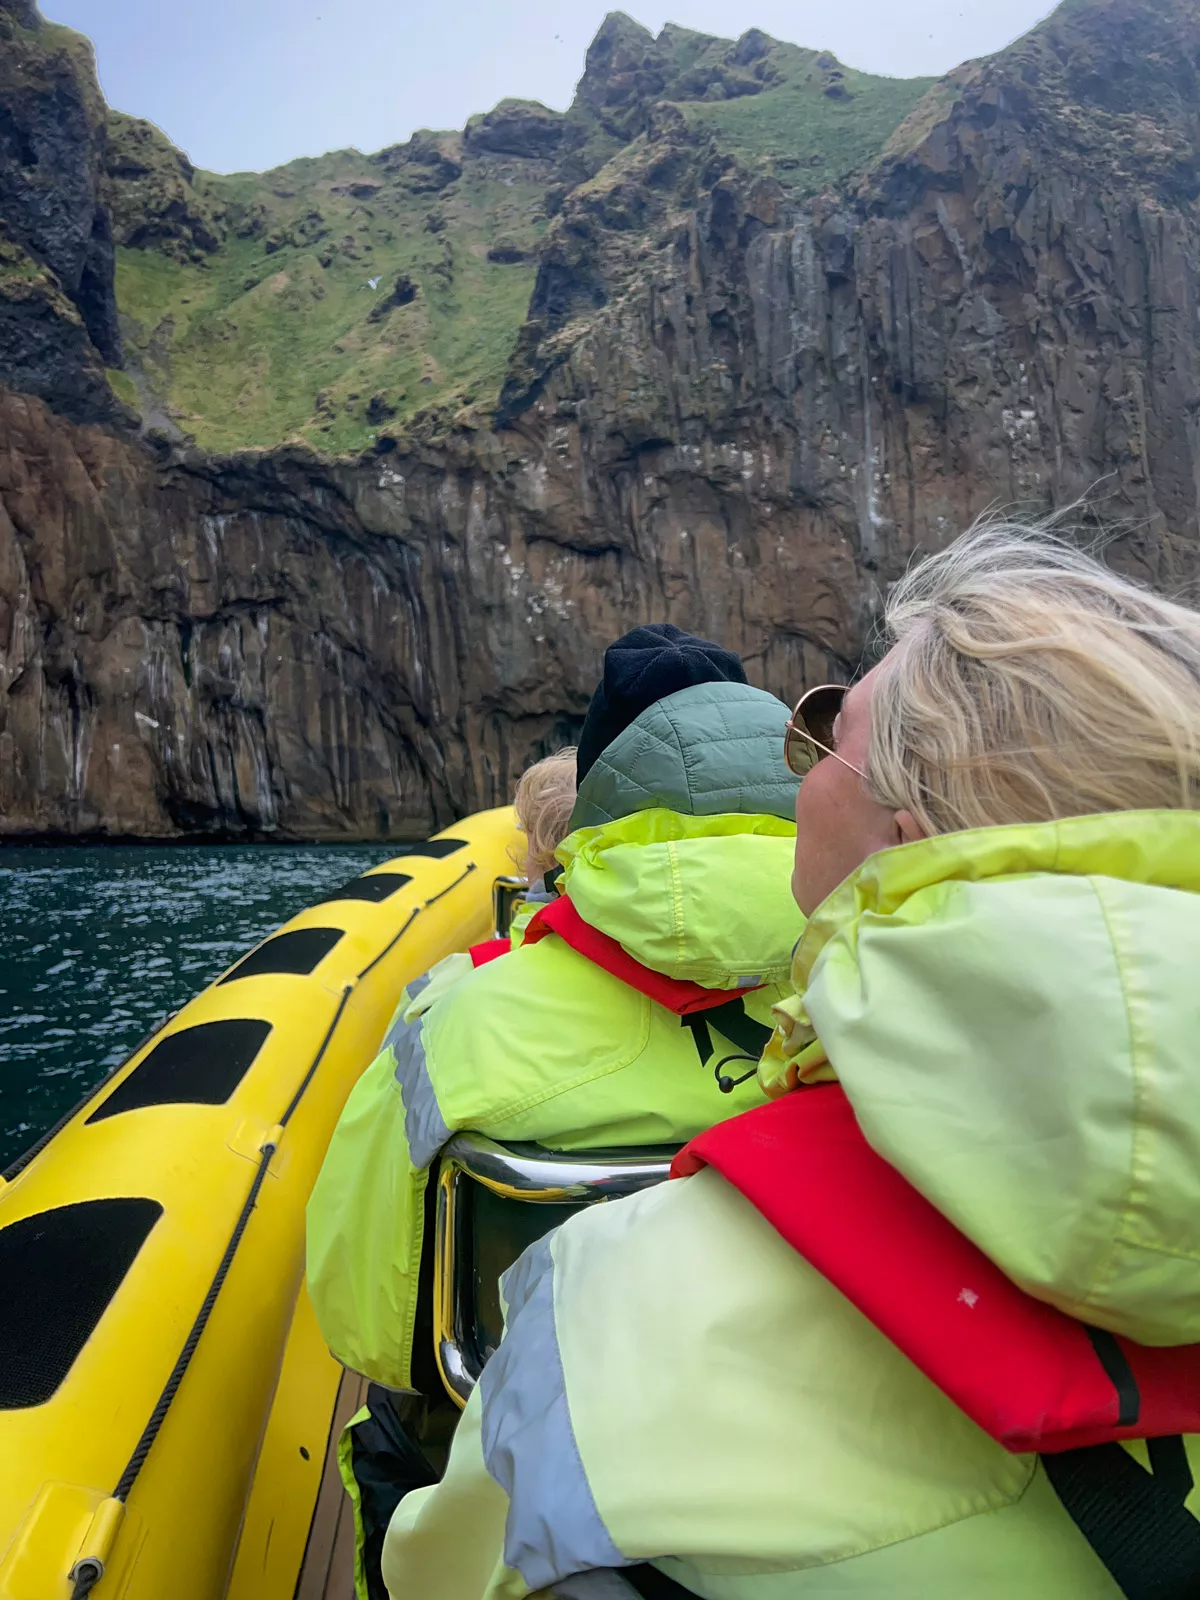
[895,809,928,845]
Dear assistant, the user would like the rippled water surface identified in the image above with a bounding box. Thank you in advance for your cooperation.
[0,844,397,1167]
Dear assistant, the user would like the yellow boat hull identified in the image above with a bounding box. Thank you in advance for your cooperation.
[0,809,520,1600]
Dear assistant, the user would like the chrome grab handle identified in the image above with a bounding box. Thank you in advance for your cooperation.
[443,1130,676,1202]
[434,1132,676,1405]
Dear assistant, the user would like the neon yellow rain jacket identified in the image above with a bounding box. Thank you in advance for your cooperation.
[382,811,1200,1599]
[306,681,805,1391]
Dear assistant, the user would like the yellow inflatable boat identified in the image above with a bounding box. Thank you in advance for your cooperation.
[0,808,521,1600]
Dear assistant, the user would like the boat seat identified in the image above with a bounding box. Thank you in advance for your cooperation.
[433,1133,677,1403]
[491,874,528,939]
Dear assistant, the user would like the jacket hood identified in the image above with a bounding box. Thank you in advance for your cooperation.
[569,680,799,830]
[559,808,804,990]
[785,811,1200,1346]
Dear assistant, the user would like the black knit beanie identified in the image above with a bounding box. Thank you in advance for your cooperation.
[575,623,748,783]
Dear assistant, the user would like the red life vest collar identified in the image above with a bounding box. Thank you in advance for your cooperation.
[673,1084,1200,1455]
[482,893,763,1018]
[468,937,511,967]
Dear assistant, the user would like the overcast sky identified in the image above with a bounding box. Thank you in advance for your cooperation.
[43,0,1060,175]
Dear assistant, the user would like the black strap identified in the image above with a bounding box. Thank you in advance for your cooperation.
[1086,1325,1141,1427]
[1043,1438,1200,1600]
[1149,1436,1196,1504]
[625,1564,696,1598]
[681,1012,714,1067]
[681,1000,772,1067]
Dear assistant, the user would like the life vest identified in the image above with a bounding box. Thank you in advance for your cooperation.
[470,894,773,1080]
[467,937,511,967]
[674,1083,1200,1600]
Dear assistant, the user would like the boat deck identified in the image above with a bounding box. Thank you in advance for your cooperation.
[296,1368,368,1600]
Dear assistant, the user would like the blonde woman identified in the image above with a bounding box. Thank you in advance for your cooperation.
[383,524,1200,1600]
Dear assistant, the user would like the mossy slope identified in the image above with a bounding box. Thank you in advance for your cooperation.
[114,135,549,452]
[107,13,934,453]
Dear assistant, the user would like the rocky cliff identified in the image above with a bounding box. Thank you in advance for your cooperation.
[0,2,124,423]
[1,0,1199,837]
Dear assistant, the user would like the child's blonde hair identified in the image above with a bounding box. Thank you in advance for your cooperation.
[512,748,578,880]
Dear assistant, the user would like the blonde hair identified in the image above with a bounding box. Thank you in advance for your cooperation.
[512,748,578,879]
[867,520,1200,836]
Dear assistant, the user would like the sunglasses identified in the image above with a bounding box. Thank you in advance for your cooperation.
[784,684,868,781]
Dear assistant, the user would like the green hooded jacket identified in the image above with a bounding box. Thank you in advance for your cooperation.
[306,680,804,1393]
[382,810,1200,1600]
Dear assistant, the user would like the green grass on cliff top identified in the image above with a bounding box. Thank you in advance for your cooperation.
[115,145,545,454]
[112,34,931,456]
[687,63,935,190]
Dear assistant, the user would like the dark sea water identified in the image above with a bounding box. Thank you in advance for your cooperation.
[0,843,398,1169]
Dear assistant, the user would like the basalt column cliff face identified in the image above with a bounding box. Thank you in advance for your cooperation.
[1,0,1199,837]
